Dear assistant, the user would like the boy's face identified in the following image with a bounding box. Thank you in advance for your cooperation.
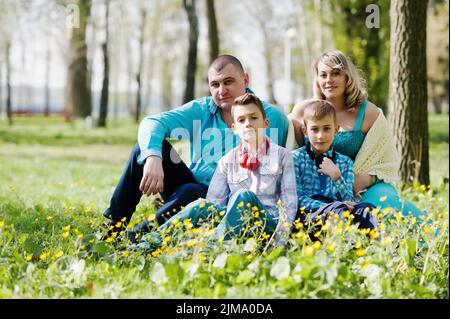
[303,113,339,155]
[232,103,269,144]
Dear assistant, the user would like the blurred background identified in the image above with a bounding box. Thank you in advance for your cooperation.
[0,0,448,123]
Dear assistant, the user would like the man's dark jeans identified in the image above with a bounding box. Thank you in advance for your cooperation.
[103,140,208,241]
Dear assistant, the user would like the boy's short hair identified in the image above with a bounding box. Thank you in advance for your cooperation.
[231,93,267,119]
[302,99,337,127]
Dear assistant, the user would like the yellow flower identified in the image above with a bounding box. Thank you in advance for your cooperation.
[343,210,351,219]
[369,229,379,239]
[121,217,127,222]
[62,225,71,231]
[382,236,392,245]
[246,203,251,207]
[191,228,200,235]
[89,239,95,244]
[54,250,64,259]
[187,239,197,248]
[327,242,336,253]
[219,210,225,216]
[304,246,314,256]
[198,254,206,261]
[361,259,370,269]
[62,232,69,239]
[105,237,113,243]
[238,201,244,208]
[254,211,260,218]
[199,201,206,208]
[379,196,387,202]
[252,206,259,211]
[355,242,362,249]
[218,235,224,243]
[313,231,321,238]
[312,241,321,250]
[46,216,53,221]
[122,251,129,258]
[25,254,33,262]
[356,248,365,257]
[39,252,49,261]
[163,236,171,243]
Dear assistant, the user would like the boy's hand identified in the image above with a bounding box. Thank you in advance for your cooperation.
[343,201,356,211]
[318,157,341,181]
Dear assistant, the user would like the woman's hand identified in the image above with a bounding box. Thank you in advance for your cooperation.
[353,174,376,193]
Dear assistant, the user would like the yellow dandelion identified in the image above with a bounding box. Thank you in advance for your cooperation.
[218,235,224,243]
[219,210,225,216]
[198,254,206,261]
[105,237,113,243]
[80,245,85,250]
[121,217,127,222]
[361,259,370,269]
[252,206,259,211]
[39,252,49,261]
[343,210,351,219]
[62,225,71,231]
[62,232,69,239]
[304,246,314,256]
[254,211,260,218]
[46,216,53,221]
[187,239,197,248]
[369,229,379,239]
[382,237,392,245]
[191,228,200,235]
[328,242,336,253]
[89,239,95,244]
[313,231,321,238]
[238,201,244,208]
[199,201,206,208]
[312,241,321,250]
[25,254,33,262]
[246,254,253,261]
[246,203,251,207]
[355,242,362,249]
[54,250,64,259]
[379,196,387,202]
[356,248,365,257]
[214,215,220,221]
[122,251,129,258]
[163,236,171,243]
[254,221,262,226]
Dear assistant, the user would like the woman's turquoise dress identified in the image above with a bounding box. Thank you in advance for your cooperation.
[331,100,424,218]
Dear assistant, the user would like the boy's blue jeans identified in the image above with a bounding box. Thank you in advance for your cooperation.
[138,189,278,251]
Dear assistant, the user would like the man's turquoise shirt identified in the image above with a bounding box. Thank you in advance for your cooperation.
[137,91,288,186]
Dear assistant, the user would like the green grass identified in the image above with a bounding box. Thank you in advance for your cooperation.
[0,115,448,298]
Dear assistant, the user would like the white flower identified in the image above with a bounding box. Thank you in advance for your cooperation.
[212,252,228,269]
[151,262,168,284]
[270,256,291,280]
[243,238,257,252]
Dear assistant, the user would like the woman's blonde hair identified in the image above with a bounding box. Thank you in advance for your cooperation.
[312,50,367,110]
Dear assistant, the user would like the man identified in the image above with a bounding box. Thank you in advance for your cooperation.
[103,54,288,241]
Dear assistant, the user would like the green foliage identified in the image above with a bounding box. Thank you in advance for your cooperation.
[0,116,448,298]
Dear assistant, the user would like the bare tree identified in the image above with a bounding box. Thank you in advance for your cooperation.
[135,6,146,123]
[183,0,199,103]
[5,41,12,125]
[388,0,429,185]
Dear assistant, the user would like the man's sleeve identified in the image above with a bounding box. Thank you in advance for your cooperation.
[265,105,289,147]
[137,100,202,164]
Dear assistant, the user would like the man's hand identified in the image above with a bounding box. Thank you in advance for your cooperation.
[140,156,164,196]
[318,157,341,181]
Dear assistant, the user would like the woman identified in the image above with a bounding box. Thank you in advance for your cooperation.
[288,50,424,218]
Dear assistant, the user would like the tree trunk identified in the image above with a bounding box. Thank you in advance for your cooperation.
[388,0,429,185]
[206,0,219,64]
[6,41,12,125]
[135,8,146,123]
[98,2,110,127]
[65,0,92,119]
[44,35,51,117]
[183,0,199,104]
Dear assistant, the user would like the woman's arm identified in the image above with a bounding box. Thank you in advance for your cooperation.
[288,103,306,147]
[353,174,377,193]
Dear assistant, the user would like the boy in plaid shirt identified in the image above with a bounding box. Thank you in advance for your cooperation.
[292,100,378,231]
[132,93,297,252]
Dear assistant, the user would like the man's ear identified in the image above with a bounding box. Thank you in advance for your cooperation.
[243,72,250,87]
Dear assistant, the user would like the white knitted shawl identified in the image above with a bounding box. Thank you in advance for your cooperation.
[353,108,400,184]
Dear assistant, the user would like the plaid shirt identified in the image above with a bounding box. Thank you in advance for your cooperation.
[207,141,298,246]
[292,144,355,213]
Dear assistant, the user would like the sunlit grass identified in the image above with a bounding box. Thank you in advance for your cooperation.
[0,115,448,298]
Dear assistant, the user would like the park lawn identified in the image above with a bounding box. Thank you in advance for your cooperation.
[0,115,448,298]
